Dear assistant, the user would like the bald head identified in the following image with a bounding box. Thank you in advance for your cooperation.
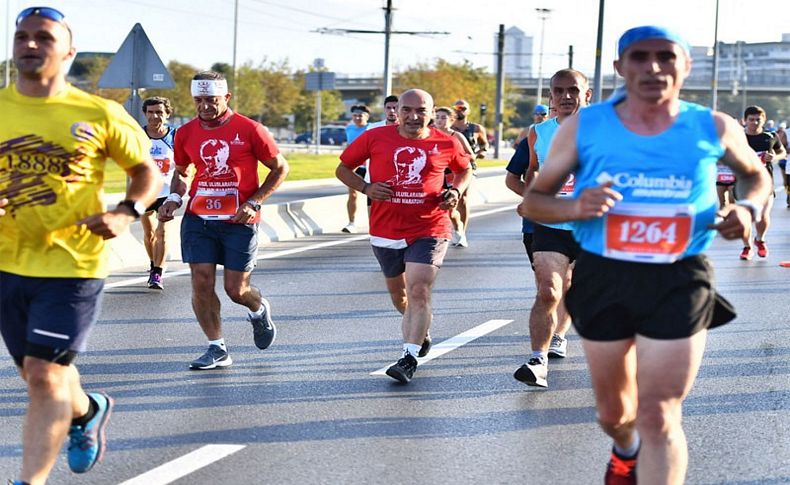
[397,88,434,139]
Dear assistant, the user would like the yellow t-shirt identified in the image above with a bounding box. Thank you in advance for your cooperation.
[0,84,150,278]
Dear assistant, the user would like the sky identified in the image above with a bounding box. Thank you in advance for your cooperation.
[3,0,789,80]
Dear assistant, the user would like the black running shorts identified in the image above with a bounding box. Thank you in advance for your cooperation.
[532,224,581,262]
[566,251,730,341]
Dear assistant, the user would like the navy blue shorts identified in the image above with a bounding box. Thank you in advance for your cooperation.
[0,272,104,364]
[181,213,258,272]
[371,237,449,278]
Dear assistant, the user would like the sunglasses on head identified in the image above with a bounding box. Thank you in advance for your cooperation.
[15,6,66,25]
[455,105,469,111]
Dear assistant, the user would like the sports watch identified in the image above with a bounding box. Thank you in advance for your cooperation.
[246,200,262,211]
[116,199,146,219]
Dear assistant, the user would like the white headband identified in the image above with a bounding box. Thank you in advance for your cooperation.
[191,79,228,97]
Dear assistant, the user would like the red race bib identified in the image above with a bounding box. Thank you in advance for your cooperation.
[190,188,239,220]
[604,203,694,263]
[154,157,171,175]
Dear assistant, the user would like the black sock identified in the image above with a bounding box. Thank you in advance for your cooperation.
[71,394,98,427]
[152,266,163,276]
[149,260,154,271]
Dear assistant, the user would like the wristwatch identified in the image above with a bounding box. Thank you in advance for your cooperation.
[246,200,262,211]
[116,199,146,219]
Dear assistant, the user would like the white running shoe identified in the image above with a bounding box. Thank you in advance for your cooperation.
[342,223,357,234]
[548,334,567,358]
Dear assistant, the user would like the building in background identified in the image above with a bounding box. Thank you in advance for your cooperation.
[498,26,534,79]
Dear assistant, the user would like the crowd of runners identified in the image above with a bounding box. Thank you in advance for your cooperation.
[1,6,785,485]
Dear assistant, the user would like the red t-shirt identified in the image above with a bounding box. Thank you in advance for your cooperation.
[340,125,470,242]
[174,113,279,223]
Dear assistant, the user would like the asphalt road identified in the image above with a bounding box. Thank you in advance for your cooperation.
[1,199,789,484]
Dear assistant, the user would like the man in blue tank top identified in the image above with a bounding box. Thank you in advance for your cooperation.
[519,26,771,484]
[512,69,591,389]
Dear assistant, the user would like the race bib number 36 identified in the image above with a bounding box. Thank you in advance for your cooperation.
[604,203,694,263]
[190,188,239,220]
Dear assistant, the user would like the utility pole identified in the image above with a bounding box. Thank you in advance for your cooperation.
[494,24,505,159]
[4,0,10,88]
[535,8,551,106]
[232,0,239,110]
[383,0,393,96]
[315,1,448,98]
[711,0,720,110]
[592,0,605,103]
[568,45,574,69]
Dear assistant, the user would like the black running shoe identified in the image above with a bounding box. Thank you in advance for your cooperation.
[385,353,418,383]
[418,334,432,358]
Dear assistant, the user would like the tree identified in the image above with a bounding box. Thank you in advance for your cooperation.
[395,59,516,130]
[144,60,200,120]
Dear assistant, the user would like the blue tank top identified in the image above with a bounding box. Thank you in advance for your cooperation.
[534,118,574,231]
[573,100,724,264]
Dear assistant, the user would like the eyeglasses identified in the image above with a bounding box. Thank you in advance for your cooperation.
[535,112,548,116]
[15,6,66,25]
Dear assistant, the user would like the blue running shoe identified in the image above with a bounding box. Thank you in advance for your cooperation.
[68,391,114,473]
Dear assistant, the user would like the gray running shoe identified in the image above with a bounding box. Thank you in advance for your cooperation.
[547,334,567,358]
[249,298,276,350]
[189,345,232,370]
[513,357,548,388]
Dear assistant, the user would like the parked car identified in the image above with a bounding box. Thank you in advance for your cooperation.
[294,126,347,145]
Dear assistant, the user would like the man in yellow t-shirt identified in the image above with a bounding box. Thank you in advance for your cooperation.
[0,7,161,484]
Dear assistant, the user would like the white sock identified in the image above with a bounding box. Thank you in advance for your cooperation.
[531,350,547,363]
[209,338,226,351]
[403,343,421,358]
[249,305,264,318]
[614,433,641,458]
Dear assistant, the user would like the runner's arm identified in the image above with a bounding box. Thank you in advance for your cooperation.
[475,124,489,159]
[248,153,289,205]
[524,126,539,187]
[710,113,773,238]
[452,131,475,157]
[519,114,622,223]
[158,164,190,222]
[78,157,161,239]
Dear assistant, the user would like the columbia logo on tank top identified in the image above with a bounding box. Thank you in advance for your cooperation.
[597,171,695,263]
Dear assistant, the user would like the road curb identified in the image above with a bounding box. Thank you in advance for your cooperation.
[105,169,519,272]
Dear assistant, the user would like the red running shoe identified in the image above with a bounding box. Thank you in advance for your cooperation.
[754,239,768,258]
[604,448,637,485]
[740,246,753,261]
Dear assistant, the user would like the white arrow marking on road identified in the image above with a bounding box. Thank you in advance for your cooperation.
[105,204,518,289]
[371,319,514,376]
[118,444,246,485]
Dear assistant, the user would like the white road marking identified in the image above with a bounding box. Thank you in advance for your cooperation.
[105,204,518,289]
[118,444,246,485]
[371,319,514,376]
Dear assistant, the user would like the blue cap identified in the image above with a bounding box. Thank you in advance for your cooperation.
[534,104,548,115]
[617,25,690,57]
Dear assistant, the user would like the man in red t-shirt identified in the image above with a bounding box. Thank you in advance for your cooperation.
[336,88,472,383]
[159,70,289,370]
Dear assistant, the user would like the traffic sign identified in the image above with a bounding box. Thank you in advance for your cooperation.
[305,72,336,92]
[98,23,175,90]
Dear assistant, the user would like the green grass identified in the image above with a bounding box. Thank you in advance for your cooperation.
[103,153,507,193]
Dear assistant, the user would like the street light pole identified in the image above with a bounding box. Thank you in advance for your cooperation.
[4,0,10,88]
[232,0,239,110]
[592,0,605,103]
[383,0,393,96]
[711,0,720,110]
[535,8,551,106]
